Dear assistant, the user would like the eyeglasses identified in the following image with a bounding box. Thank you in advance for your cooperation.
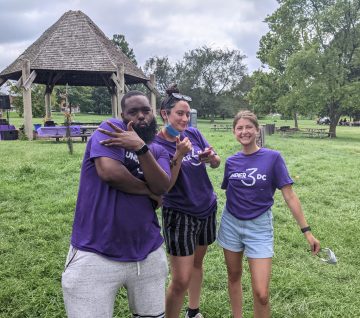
[164,93,192,109]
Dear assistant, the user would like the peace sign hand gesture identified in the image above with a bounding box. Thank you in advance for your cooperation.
[98,121,144,151]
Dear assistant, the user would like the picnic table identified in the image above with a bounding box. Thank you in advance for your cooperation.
[210,124,232,131]
[301,128,329,138]
[35,125,98,142]
[277,126,299,136]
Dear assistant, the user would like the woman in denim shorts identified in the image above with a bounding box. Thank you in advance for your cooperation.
[217,110,321,318]
[154,84,221,318]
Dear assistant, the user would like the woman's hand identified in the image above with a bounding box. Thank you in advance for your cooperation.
[98,121,144,151]
[199,146,221,168]
[305,232,321,255]
[199,146,214,163]
[175,136,192,156]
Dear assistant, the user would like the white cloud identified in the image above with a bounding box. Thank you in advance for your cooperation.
[0,0,279,75]
[0,40,33,70]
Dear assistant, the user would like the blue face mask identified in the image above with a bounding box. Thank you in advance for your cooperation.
[165,123,180,137]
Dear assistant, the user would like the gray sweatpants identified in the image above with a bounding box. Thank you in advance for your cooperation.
[62,245,168,318]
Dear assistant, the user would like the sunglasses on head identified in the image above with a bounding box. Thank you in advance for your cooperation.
[165,93,192,108]
[171,93,192,102]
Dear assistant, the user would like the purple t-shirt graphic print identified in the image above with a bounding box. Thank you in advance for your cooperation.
[71,119,170,262]
[154,127,217,218]
[222,148,293,220]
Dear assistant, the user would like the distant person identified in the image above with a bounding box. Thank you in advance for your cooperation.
[154,84,221,318]
[218,110,321,318]
[62,91,171,318]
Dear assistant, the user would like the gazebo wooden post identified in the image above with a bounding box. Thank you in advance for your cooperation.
[116,63,125,119]
[111,88,117,118]
[22,60,33,140]
[44,85,52,119]
[150,74,156,114]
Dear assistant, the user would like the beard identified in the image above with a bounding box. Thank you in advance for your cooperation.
[124,117,158,144]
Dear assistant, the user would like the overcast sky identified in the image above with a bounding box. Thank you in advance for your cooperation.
[0,0,278,78]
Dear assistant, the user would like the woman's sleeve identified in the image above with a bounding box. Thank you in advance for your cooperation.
[221,161,229,189]
[273,153,294,189]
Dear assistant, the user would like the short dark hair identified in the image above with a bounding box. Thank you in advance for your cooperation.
[121,91,148,110]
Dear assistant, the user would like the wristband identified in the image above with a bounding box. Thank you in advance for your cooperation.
[301,226,311,233]
[135,144,149,156]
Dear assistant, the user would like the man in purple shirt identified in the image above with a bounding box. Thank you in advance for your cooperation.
[62,91,170,318]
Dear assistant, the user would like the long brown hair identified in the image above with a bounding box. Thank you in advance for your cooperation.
[233,110,259,130]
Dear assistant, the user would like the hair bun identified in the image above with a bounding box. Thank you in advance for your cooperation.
[165,84,180,96]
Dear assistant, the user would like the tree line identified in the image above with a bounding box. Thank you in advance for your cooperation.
[8,0,360,137]
[249,0,360,137]
[9,35,251,122]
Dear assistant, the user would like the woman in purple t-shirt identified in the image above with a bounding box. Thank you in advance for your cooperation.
[154,85,221,318]
[217,110,321,318]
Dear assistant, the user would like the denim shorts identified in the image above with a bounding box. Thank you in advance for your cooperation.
[217,207,274,258]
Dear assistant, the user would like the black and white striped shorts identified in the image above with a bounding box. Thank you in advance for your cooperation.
[162,205,217,256]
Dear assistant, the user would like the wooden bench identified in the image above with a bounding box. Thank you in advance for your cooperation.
[35,133,92,142]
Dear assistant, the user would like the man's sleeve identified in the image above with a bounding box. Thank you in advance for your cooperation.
[151,144,171,178]
[89,121,125,163]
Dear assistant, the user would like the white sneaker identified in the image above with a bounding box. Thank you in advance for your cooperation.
[185,312,204,318]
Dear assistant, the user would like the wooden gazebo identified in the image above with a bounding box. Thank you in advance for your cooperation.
[0,10,157,140]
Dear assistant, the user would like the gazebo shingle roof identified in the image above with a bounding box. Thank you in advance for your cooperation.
[0,10,148,86]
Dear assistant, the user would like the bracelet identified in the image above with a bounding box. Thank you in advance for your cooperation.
[301,226,311,233]
[135,144,149,156]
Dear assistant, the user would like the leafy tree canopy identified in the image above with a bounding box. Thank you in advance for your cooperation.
[253,0,360,136]
[112,34,138,65]
[144,46,250,120]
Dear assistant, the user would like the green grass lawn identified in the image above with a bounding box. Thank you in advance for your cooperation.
[0,116,359,317]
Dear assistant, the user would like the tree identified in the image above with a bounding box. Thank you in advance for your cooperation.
[247,70,287,116]
[9,83,46,118]
[112,34,137,65]
[143,47,250,119]
[54,85,94,114]
[91,87,111,114]
[176,46,247,121]
[220,75,255,117]
[256,0,360,137]
[144,56,176,94]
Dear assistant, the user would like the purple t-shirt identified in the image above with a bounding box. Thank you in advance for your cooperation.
[222,148,293,220]
[71,119,171,262]
[154,127,217,218]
